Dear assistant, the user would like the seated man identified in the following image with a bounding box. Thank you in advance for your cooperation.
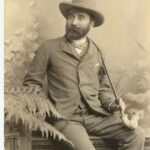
[23,0,145,149]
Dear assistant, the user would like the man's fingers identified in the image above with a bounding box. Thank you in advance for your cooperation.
[118,98,126,111]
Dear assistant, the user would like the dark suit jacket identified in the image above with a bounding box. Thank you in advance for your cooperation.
[23,36,116,118]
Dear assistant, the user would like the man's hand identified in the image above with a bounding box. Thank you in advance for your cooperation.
[22,85,41,94]
[118,98,126,111]
[110,98,126,112]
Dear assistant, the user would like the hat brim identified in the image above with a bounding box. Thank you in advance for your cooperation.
[59,2,104,27]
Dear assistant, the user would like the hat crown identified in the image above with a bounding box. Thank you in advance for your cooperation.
[72,0,96,8]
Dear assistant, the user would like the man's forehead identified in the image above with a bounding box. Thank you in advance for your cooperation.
[68,8,90,16]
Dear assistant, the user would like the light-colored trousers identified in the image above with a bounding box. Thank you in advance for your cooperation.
[54,106,145,150]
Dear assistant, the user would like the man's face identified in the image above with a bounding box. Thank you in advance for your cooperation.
[66,8,94,40]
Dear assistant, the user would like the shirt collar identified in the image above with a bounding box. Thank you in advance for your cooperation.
[60,35,98,60]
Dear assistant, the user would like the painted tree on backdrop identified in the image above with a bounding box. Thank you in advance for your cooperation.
[114,42,150,136]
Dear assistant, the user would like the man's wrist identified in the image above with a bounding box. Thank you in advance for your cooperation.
[109,101,120,112]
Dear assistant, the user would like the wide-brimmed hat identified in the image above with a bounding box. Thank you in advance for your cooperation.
[59,0,104,27]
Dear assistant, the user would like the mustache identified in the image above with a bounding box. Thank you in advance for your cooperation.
[66,23,90,40]
[67,25,82,34]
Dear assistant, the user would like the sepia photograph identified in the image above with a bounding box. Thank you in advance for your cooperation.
[4,0,150,150]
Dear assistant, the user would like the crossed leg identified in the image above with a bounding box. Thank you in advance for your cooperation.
[54,111,145,150]
[85,112,145,150]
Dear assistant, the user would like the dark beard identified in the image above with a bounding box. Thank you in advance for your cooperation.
[66,24,90,41]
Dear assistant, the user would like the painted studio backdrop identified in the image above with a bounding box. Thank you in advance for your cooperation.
[5,0,150,136]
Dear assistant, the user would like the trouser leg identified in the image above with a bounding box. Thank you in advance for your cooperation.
[117,127,145,150]
[84,112,145,150]
[54,120,95,150]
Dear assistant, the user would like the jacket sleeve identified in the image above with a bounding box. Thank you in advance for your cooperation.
[23,43,49,91]
[98,63,119,112]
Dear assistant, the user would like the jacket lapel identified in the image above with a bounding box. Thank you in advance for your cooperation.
[59,36,97,61]
[80,37,98,61]
[60,36,80,60]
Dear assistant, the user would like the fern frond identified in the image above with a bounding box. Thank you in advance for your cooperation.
[5,88,64,119]
[5,102,73,147]
[22,93,37,114]
[5,88,74,147]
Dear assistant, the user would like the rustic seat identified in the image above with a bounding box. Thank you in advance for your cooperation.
[32,131,150,150]
[32,131,117,150]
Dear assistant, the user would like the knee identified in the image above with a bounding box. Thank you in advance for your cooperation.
[118,127,145,148]
[132,127,145,141]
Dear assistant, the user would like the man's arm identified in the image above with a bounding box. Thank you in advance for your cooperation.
[23,43,49,92]
[98,65,120,112]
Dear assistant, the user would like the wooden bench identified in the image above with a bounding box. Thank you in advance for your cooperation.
[32,131,150,150]
[4,131,150,150]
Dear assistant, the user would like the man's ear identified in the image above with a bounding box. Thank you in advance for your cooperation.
[90,20,94,27]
